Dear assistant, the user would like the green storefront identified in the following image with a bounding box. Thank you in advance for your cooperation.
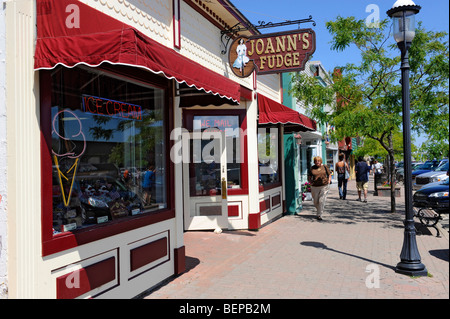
[282,67,332,215]
[282,73,305,215]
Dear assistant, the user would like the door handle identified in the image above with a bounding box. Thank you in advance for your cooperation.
[221,177,227,199]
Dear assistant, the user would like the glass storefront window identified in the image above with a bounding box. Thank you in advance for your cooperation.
[50,66,167,234]
[189,116,241,196]
[258,127,280,186]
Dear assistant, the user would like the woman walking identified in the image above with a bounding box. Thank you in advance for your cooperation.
[335,153,349,200]
[308,156,332,220]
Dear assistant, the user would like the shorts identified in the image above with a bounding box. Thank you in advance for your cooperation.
[356,181,368,191]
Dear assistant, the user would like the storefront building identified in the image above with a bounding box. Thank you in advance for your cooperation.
[308,62,337,183]
[281,61,334,214]
[1,0,317,298]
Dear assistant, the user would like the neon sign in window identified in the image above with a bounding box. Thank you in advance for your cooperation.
[82,94,142,121]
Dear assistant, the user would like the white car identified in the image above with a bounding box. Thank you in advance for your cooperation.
[413,162,449,190]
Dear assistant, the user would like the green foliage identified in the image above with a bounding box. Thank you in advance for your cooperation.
[419,140,449,160]
[290,16,449,159]
[353,129,410,161]
[409,26,449,145]
[290,15,448,212]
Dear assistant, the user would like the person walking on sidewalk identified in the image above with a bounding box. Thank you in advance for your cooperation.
[335,153,350,200]
[372,159,383,195]
[355,156,370,203]
[308,156,332,220]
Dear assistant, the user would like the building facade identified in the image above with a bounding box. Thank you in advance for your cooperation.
[282,61,336,214]
[0,0,316,298]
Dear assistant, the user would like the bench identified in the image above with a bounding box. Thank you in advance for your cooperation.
[413,207,447,237]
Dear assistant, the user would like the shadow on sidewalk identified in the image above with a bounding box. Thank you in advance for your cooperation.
[429,249,449,262]
[298,186,406,229]
[135,256,201,299]
[300,241,396,271]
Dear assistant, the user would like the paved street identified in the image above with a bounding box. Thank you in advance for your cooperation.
[142,179,449,299]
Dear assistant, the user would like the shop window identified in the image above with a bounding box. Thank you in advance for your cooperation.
[183,110,248,196]
[189,115,241,196]
[258,127,280,187]
[49,66,168,235]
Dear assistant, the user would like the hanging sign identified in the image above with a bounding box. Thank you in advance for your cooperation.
[228,29,316,78]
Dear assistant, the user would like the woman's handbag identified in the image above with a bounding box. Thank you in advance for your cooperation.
[345,168,350,180]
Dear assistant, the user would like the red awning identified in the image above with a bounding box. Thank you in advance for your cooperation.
[257,94,316,131]
[34,0,240,103]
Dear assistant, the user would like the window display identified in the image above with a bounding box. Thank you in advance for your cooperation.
[50,66,167,234]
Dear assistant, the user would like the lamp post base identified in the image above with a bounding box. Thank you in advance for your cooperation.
[395,221,428,277]
[395,262,428,277]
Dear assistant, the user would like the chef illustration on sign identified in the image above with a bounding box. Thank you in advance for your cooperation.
[232,38,250,74]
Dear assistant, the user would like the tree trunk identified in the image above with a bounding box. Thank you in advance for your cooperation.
[369,132,397,213]
[388,133,396,213]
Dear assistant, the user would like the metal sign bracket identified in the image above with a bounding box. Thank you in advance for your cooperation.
[220,16,316,55]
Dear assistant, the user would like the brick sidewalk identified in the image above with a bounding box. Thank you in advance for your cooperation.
[142,179,449,299]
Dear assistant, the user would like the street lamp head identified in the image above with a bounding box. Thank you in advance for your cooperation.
[387,0,421,44]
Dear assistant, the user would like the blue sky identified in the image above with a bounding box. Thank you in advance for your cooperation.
[230,0,449,70]
[230,0,449,147]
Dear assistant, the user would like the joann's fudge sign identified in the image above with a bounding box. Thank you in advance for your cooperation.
[228,29,316,78]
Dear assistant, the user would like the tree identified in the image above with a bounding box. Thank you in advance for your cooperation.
[353,129,413,162]
[418,140,449,161]
[290,16,449,213]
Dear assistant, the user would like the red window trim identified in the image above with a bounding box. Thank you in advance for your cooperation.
[259,182,283,193]
[173,0,181,49]
[40,66,175,257]
[183,109,249,196]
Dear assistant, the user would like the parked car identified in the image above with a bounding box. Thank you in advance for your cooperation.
[395,161,404,171]
[413,178,449,213]
[411,161,441,181]
[439,158,449,166]
[416,176,449,190]
[396,162,423,182]
[414,162,449,190]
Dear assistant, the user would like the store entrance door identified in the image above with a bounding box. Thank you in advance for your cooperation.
[183,127,228,231]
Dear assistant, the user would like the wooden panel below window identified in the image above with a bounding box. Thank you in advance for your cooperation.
[198,205,222,216]
[259,198,270,212]
[56,257,116,299]
[272,194,281,207]
[130,237,168,272]
[228,205,240,217]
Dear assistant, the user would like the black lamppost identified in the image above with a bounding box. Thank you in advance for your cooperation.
[387,0,427,276]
